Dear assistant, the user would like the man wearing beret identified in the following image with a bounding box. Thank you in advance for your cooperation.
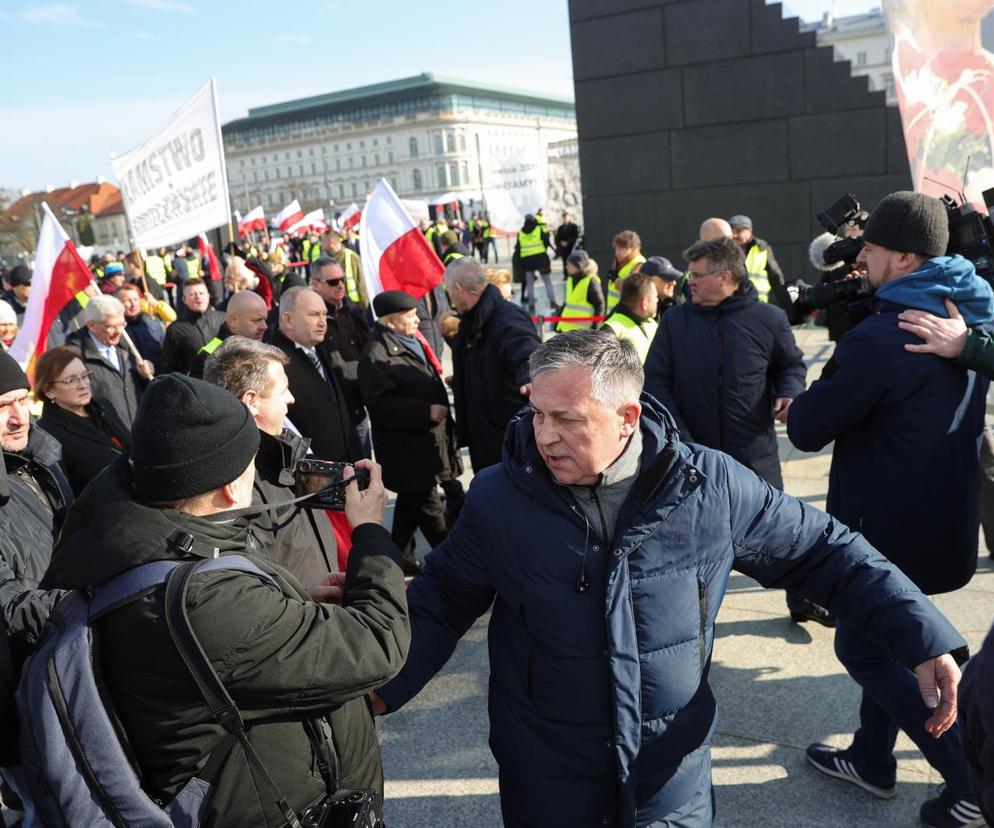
[788,191,993,827]
[43,373,410,825]
[359,291,462,576]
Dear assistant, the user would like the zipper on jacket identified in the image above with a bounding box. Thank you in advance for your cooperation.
[716,312,726,451]
[697,578,707,673]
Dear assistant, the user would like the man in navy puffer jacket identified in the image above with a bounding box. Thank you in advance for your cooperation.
[788,191,993,827]
[375,329,968,827]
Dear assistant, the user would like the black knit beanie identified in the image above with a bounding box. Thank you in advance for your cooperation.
[0,351,30,396]
[862,191,949,258]
[129,374,259,501]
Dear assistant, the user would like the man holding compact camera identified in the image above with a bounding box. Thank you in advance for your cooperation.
[788,191,993,827]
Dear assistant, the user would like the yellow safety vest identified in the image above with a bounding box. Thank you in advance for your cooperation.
[481,220,492,239]
[517,227,545,259]
[602,311,658,364]
[164,253,174,276]
[556,275,596,333]
[186,257,201,279]
[302,239,312,260]
[309,243,322,263]
[341,249,362,305]
[198,336,224,357]
[145,255,167,286]
[443,249,465,265]
[607,254,646,313]
[745,244,771,303]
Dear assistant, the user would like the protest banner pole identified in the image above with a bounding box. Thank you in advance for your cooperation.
[210,77,235,251]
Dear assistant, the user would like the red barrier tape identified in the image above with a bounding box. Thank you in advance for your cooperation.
[287,261,308,267]
[531,315,607,323]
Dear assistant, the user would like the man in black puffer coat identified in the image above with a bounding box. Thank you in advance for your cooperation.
[447,258,540,472]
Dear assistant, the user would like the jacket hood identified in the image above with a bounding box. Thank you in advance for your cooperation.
[500,392,682,510]
[689,278,759,314]
[875,255,994,324]
[46,457,252,590]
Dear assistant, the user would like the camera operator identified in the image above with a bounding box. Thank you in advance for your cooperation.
[809,218,867,342]
[787,191,994,826]
[42,374,409,825]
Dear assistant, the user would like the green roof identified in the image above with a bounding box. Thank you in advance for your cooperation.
[223,73,573,132]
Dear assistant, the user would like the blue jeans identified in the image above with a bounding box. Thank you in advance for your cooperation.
[834,621,972,797]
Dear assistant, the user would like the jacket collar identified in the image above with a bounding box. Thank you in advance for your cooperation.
[459,283,504,343]
[255,429,309,486]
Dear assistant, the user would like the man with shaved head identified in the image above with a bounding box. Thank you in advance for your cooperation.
[189,289,270,378]
[699,217,732,241]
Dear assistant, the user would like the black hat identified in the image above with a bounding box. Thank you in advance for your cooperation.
[0,351,30,397]
[862,191,949,258]
[372,290,417,317]
[8,265,31,287]
[129,374,259,502]
[640,256,683,281]
[567,250,590,271]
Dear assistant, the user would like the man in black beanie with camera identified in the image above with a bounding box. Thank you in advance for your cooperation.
[788,191,993,827]
[43,373,410,826]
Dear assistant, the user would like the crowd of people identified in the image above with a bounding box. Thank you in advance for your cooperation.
[0,191,991,828]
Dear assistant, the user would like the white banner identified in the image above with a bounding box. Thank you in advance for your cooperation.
[484,146,547,233]
[111,79,231,249]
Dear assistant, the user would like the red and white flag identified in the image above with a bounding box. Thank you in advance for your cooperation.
[273,199,304,231]
[198,233,222,282]
[287,209,328,236]
[9,204,94,377]
[359,179,444,311]
[337,202,361,231]
[238,205,266,235]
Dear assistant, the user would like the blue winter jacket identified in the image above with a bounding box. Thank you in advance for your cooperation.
[787,255,994,595]
[643,281,806,488]
[377,398,967,826]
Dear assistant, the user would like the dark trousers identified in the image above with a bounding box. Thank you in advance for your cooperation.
[482,238,498,263]
[834,621,972,797]
[980,425,994,553]
[391,487,447,556]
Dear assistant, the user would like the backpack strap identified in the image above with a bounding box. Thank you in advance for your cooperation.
[89,560,180,620]
[163,555,306,828]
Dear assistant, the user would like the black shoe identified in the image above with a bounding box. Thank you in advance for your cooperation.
[920,786,985,827]
[806,743,896,799]
[790,599,836,628]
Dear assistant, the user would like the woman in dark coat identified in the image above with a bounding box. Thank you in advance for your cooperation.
[35,346,130,495]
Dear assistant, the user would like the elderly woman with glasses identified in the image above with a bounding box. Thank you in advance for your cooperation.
[35,346,131,495]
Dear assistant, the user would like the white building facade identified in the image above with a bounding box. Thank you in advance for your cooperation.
[800,10,895,103]
[221,73,577,221]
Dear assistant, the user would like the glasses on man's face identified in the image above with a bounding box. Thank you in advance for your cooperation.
[53,371,93,387]
[315,278,345,287]
[688,269,725,279]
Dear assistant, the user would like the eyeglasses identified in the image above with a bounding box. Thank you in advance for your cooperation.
[53,371,93,387]
[687,269,726,279]
[314,278,345,286]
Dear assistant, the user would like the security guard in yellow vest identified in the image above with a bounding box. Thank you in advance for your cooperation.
[728,215,784,304]
[479,215,498,263]
[535,208,548,232]
[556,250,605,333]
[440,230,469,265]
[516,214,556,313]
[321,231,368,307]
[145,251,167,286]
[600,271,659,364]
[606,229,646,314]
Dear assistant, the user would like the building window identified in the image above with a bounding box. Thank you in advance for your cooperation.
[298,165,304,176]
[461,161,469,183]
[336,159,341,171]
[275,169,280,180]
[334,144,339,152]
[297,150,302,158]
[388,150,394,163]
[346,142,352,150]
[359,140,365,148]
[311,162,317,174]
[386,136,392,145]
[364,180,370,193]
[309,148,314,156]
[412,169,422,190]
[884,72,895,98]
[253,171,258,182]
[348,157,354,169]
[856,51,867,66]
[374,153,380,165]
[284,152,290,160]
[446,131,455,152]
[338,184,345,199]
[351,182,358,197]
[361,156,367,168]
[436,163,447,187]
[458,132,466,151]
[391,176,398,191]
[372,138,378,147]
[409,136,418,157]
[434,134,444,154]
[449,162,460,186]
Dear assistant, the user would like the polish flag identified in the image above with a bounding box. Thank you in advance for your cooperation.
[287,209,327,236]
[238,205,266,235]
[337,202,361,231]
[198,233,222,282]
[9,203,94,377]
[273,199,304,231]
[359,179,444,309]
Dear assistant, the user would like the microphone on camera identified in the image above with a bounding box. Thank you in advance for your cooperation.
[808,232,847,272]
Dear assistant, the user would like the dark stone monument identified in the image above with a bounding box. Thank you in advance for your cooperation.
[570,0,912,280]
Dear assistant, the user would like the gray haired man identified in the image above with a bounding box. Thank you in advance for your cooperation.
[65,294,153,425]
[372,329,968,827]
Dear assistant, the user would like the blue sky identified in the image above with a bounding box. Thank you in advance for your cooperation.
[1,0,876,192]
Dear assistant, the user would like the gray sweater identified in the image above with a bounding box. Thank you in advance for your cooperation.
[566,427,643,543]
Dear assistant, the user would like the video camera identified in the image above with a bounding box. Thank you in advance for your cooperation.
[292,460,370,511]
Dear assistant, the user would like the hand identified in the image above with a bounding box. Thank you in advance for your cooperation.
[429,403,447,423]
[773,397,792,423]
[343,459,386,528]
[308,572,346,604]
[914,653,961,738]
[144,291,158,306]
[519,383,532,398]
[137,359,155,381]
[898,299,968,358]
[368,690,388,716]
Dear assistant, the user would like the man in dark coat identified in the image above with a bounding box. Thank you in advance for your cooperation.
[788,192,993,826]
[1,266,30,325]
[373,330,969,828]
[204,335,339,589]
[160,278,225,374]
[116,283,166,369]
[42,373,409,826]
[269,286,356,462]
[65,294,154,426]
[446,259,540,472]
[188,290,269,380]
[553,212,580,270]
[311,257,372,458]
[359,291,462,576]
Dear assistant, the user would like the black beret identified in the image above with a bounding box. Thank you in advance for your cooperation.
[372,290,417,317]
